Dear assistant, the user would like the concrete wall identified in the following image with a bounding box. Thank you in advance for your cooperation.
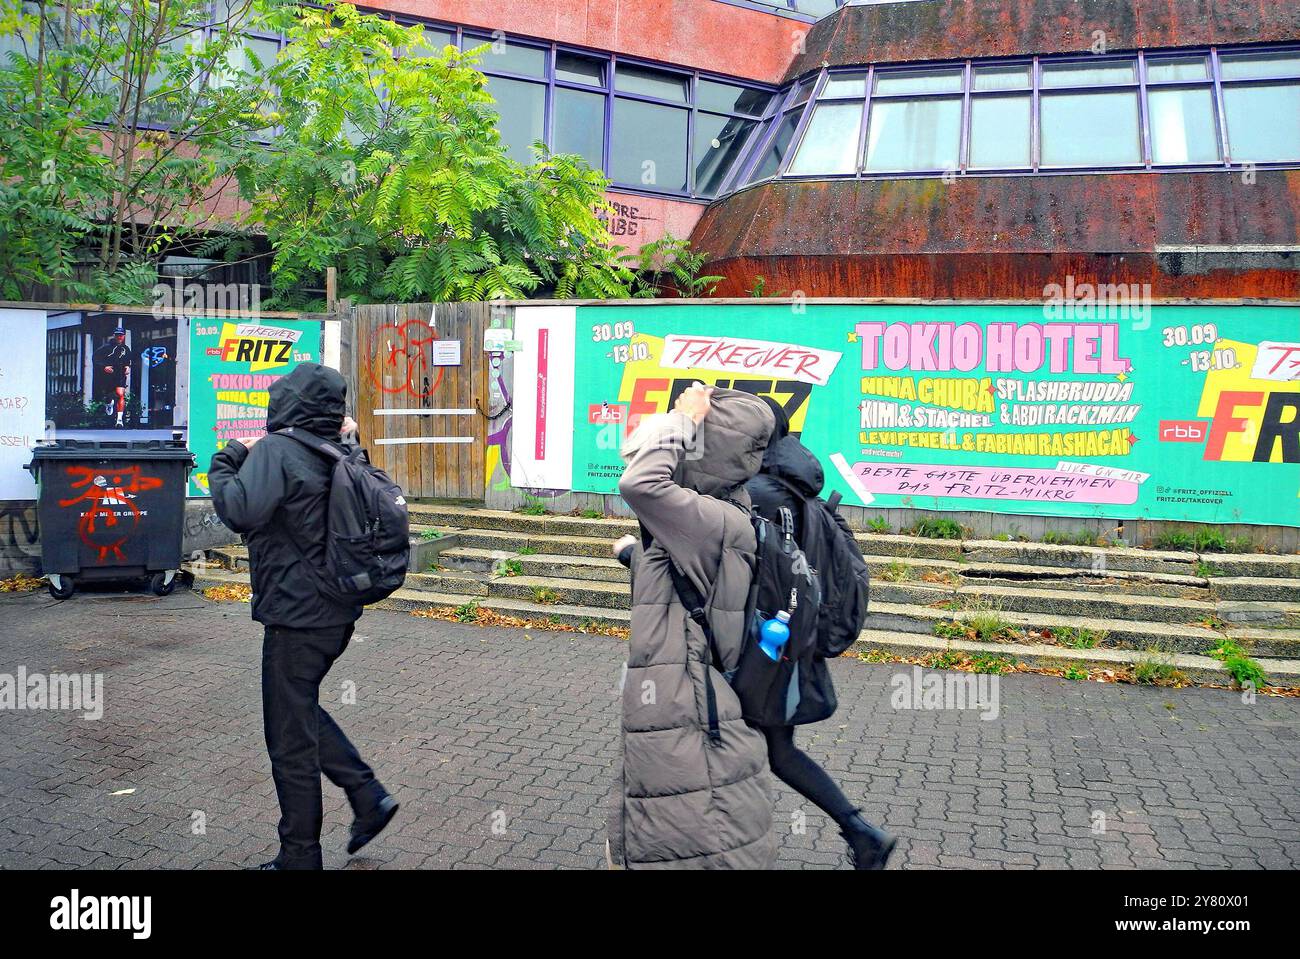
[366,0,806,82]
[691,172,1300,298]
[788,0,1300,80]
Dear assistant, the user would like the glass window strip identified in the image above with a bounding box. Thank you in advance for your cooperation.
[720,42,1300,195]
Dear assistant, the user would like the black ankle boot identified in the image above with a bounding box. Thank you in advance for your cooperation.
[841,810,896,870]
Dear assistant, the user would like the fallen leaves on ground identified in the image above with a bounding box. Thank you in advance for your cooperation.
[202,583,252,603]
[0,573,45,593]
[412,604,629,639]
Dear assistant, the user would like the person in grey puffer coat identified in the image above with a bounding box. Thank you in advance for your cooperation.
[607,384,778,869]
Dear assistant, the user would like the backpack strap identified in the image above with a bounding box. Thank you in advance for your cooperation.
[826,490,842,512]
[275,427,348,461]
[664,559,722,744]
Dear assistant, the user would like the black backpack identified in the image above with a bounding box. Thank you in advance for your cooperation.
[277,428,410,606]
[665,506,822,732]
[791,488,872,658]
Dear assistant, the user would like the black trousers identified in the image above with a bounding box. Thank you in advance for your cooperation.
[262,623,384,869]
[761,725,858,828]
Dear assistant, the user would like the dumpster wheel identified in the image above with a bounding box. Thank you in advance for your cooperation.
[47,575,75,601]
[150,571,178,597]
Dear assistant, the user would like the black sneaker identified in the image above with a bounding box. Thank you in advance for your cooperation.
[348,795,400,855]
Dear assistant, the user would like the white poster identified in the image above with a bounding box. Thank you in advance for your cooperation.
[511,306,576,491]
[0,309,47,500]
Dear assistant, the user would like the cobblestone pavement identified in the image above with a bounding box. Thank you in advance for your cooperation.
[1,588,1298,870]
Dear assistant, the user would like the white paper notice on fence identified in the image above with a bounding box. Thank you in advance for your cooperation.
[1251,341,1300,382]
[0,309,47,500]
[429,339,462,367]
[511,307,576,491]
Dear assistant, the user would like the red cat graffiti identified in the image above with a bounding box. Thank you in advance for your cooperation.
[58,465,164,563]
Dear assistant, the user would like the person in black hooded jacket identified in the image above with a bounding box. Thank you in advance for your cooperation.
[745,396,896,870]
[209,363,399,870]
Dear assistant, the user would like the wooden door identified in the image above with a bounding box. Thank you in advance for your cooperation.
[352,303,490,499]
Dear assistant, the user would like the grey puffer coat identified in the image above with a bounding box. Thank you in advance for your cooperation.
[608,389,777,869]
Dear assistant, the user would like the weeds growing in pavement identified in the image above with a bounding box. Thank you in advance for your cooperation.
[518,497,550,516]
[453,600,481,623]
[1131,647,1188,686]
[969,652,1016,674]
[1050,625,1107,649]
[418,528,442,540]
[866,516,892,535]
[530,586,562,605]
[1207,639,1268,690]
[879,561,910,582]
[909,517,964,540]
[925,650,966,670]
[1155,528,1253,553]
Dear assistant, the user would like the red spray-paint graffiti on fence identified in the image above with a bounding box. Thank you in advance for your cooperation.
[58,465,163,563]
[366,319,446,398]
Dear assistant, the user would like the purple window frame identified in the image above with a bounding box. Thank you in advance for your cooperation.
[457,28,776,201]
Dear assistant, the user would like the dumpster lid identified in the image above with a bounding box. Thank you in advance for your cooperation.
[27,440,196,461]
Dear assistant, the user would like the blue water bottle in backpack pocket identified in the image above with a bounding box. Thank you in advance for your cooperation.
[759,610,792,660]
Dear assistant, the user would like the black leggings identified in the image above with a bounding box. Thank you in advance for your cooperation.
[761,725,858,828]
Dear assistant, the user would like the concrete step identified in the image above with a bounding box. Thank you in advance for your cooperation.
[865,601,1300,658]
[872,580,1218,625]
[1198,553,1300,579]
[439,547,630,584]
[867,555,1211,599]
[409,504,637,539]
[450,528,618,559]
[186,565,1299,684]
[853,629,1300,689]
[487,574,627,610]
[961,539,1198,575]
[1210,577,1300,603]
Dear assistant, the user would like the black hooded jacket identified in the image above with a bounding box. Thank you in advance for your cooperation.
[744,400,825,538]
[208,363,362,629]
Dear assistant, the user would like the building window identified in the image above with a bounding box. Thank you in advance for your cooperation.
[611,98,689,191]
[969,95,1032,169]
[788,73,864,175]
[1220,51,1300,163]
[865,68,963,173]
[968,64,1032,169]
[484,74,547,164]
[1039,60,1142,167]
[552,87,605,170]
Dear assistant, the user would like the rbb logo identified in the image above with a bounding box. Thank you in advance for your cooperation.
[220,338,292,364]
[588,403,626,425]
[1159,420,1208,443]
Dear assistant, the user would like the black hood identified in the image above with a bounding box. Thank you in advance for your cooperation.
[760,433,824,499]
[266,363,346,439]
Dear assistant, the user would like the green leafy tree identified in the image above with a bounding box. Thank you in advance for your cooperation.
[237,3,632,307]
[627,234,722,298]
[0,0,269,301]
